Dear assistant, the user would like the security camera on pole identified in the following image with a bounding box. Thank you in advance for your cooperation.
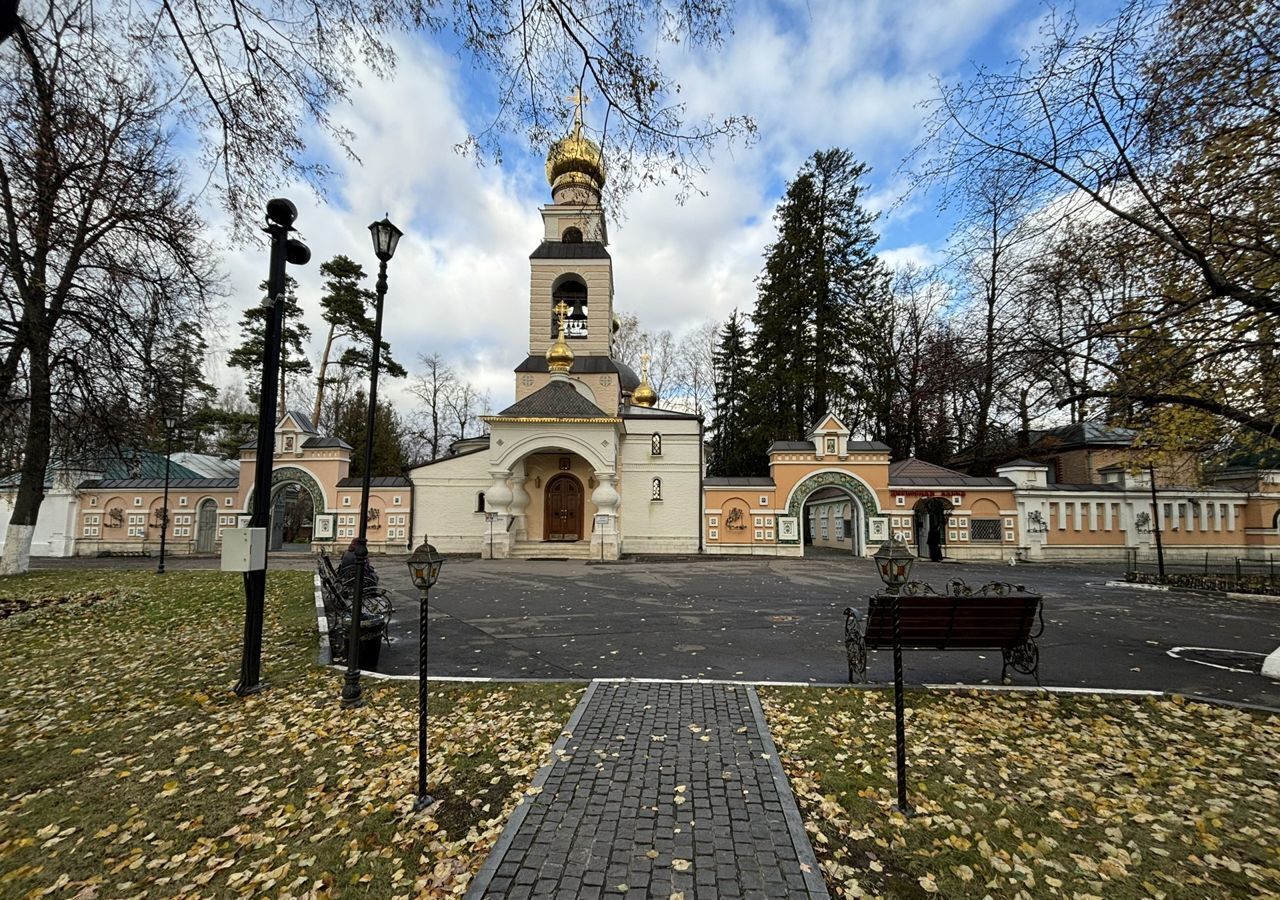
[231,198,310,698]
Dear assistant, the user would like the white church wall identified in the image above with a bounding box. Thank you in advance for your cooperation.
[619,421,701,555]
[408,450,491,554]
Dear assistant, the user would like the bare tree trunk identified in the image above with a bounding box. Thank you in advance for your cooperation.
[312,323,336,427]
[1,326,50,574]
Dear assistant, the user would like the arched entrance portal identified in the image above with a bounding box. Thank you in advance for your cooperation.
[913,497,953,560]
[785,471,879,558]
[544,474,584,541]
[803,486,862,556]
[271,483,315,551]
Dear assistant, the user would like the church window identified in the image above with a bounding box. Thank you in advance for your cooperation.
[476,492,486,513]
[835,517,844,540]
[651,433,662,455]
[651,477,662,501]
[562,226,583,243]
[551,277,588,339]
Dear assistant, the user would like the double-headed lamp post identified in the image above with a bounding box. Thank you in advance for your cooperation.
[406,541,444,811]
[157,413,177,574]
[340,215,403,709]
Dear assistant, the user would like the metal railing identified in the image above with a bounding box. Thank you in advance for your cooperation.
[1125,549,1278,594]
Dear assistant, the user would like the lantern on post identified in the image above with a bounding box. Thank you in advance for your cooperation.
[406,541,444,811]
[873,535,914,591]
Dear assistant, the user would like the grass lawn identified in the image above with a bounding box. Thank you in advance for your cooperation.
[0,570,581,898]
[762,687,1280,899]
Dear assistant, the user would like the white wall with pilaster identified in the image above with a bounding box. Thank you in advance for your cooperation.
[618,418,701,554]
[407,450,491,554]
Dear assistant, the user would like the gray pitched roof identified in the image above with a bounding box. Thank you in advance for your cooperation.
[281,409,316,433]
[336,476,411,488]
[703,476,775,487]
[622,404,702,420]
[529,240,610,259]
[999,458,1048,468]
[489,380,615,420]
[80,477,239,490]
[768,439,890,453]
[888,458,1014,488]
[303,436,353,450]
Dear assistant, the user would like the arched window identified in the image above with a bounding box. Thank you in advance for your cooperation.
[562,226,583,243]
[650,432,662,455]
[551,276,588,339]
[651,477,662,501]
[476,492,486,513]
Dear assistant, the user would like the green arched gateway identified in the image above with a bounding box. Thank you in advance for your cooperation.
[785,470,881,540]
[246,465,329,515]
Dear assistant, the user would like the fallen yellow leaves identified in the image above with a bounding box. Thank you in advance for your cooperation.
[761,686,1280,899]
[0,570,582,899]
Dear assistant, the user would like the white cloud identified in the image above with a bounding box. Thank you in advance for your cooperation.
[198,0,1035,422]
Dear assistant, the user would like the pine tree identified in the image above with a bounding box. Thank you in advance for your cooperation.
[312,255,407,428]
[155,321,217,452]
[335,390,409,477]
[227,275,313,418]
[708,310,765,475]
[750,149,888,439]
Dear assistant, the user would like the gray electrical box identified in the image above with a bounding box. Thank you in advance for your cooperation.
[221,527,267,572]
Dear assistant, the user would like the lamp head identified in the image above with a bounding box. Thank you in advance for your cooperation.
[406,541,444,590]
[873,535,915,590]
[369,216,403,262]
[265,198,298,228]
[285,238,311,266]
[164,414,177,431]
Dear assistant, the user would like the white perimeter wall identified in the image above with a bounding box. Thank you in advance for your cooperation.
[408,451,490,553]
[0,488,78,557]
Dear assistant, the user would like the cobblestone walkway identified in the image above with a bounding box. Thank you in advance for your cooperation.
[466,680,829,900]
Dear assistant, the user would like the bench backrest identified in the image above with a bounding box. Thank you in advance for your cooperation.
[863,593,1041,650]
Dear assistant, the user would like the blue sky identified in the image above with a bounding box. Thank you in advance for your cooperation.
[205,0,1122,413]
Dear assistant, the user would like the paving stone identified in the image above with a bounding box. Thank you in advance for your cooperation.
[468,681,828,899]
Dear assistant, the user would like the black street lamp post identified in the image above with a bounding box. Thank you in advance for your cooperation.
[157,414,177,574]
[406,541,444,810]
[235,198,310,698]
[873,535,915,815]
[341,215,402,709]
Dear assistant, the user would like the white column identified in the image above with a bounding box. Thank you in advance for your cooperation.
[509,472,530,541]
[590,472,620,560]
[482,471,514,559]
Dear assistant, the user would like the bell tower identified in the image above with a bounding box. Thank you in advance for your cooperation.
[527,88,614,362]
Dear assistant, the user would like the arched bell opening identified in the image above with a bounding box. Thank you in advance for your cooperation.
[550,275,588,339]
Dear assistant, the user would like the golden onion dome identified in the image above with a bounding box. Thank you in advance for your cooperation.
[631,351,658,407]
[631,379,657,408]
[546,110,605,195]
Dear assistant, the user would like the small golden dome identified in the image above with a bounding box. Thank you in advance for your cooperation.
[631,379,657,408]
[547,301,575,373]
[631,351,657,407]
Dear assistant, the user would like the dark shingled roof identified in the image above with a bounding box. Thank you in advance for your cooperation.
[1035,482,1127,492]
[768,439,891,453]
[303,436,353,450]
[80,477,239,490]
[703,476,775,487]
[336,476,411,488]
[282,409,316,433]
[888,458,1014,488]
[490,380,614,420]
[514,355,640,391]
[999,458,1048,468]
[529,240,610,259]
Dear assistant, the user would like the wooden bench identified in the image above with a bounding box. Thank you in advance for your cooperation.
[844,580,1044,685]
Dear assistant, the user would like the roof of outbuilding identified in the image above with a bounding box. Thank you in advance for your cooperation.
[488,380,616,421]
[622,404,702,420]
[888,458,1014,488]
[79,477,240,491]
[768,439,891,453]
[336,476,411,488]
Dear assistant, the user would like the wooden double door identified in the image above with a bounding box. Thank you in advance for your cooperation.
[544,474,584,541]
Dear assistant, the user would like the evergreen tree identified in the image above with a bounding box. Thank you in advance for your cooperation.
[227,275,313,417]
[335,390,409,477]
[708,310,765,475]
[312,255,407,428]
[750,149,888,440]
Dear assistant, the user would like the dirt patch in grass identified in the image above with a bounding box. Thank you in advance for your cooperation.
[761,687,1280,899]
[0,570,580,898]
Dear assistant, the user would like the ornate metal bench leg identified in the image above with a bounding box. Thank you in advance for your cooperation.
[845,632,867,684]
[1003,639,1040,686]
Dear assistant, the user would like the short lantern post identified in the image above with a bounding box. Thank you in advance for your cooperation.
[873,535,915,815]
[406,540,444,811]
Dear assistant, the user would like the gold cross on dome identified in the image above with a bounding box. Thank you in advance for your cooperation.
[565,86,588,133]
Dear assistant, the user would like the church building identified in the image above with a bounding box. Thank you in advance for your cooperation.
[406,106,703,559]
